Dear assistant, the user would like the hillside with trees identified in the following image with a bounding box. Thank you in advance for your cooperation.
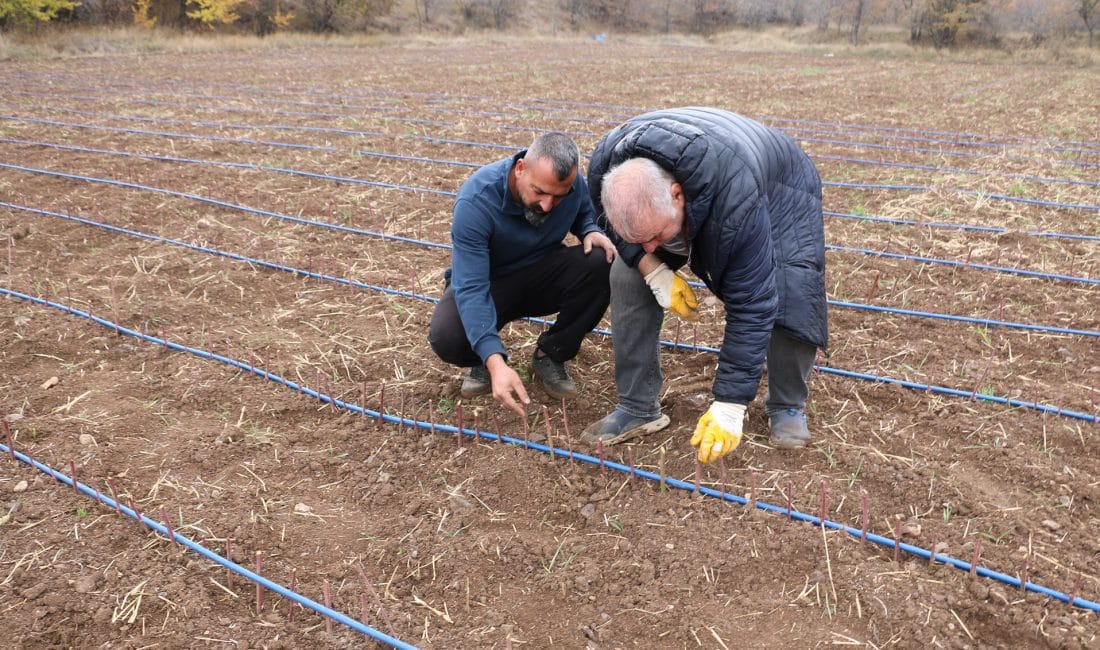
[1,0,1097,50]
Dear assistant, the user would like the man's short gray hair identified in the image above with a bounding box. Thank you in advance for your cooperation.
[525,132,579,182]
[601,158,677,241]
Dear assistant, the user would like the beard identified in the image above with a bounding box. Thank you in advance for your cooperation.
[523,203,550,226]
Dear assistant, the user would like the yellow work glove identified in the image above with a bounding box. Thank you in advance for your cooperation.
[642,263,700,321]
[690,402,746,464]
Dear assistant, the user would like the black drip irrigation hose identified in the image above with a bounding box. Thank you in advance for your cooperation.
[1,287,1097,614]
[3,200,1097,425]
[0,443,417,649]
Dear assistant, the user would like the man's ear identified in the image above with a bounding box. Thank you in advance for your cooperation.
[514,157,527,175]
[671,182,685,209]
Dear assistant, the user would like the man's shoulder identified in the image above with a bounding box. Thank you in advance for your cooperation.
[458,156,511,203]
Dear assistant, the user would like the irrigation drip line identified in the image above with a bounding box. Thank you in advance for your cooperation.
[762,115,1100,151]
[0,164,453,250]
[7,103,1100,214]
[788,123,1099,157]
[0,289,1096,614]
[9,75,1100,170]
[11,198,1095,340]
[4,159,1097,287]
[821,180,1099,212]
[10,133,1099,232]
[796,135,1099,169]
[4,200,1097,424]
[825,244,1099,286]
[0,201,435,303]
[11,76,1099,156]
[823,210,1100,243]
[15,61,1100,152]
[826,300,1098,338]
[813,154,1100,189]
[0,444,418,649]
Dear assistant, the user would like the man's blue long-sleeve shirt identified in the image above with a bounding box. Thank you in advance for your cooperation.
[450,151,601,363]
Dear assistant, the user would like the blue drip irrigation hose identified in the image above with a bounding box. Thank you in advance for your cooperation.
[10,135,1100,242]
[823,210,1100,242]
[794,135,1099,169]
[0,444,417,649]
[0,288,1096,614]
[3,156,1098,286]
[17,69,1098,152]
[4,199,1098,339]
[0,202,436,303]
[813,154,1100,188]
[824,300,1099,339]
[822,180,1099,212]
[789,123,1099,157]
[762,115,1100,151]
[10,78,1100,160]
[3,200,1096,425]
[6,105,1097,213]
[0,165,453,250]
[825,244,1099,286]
[5,130,1099,247]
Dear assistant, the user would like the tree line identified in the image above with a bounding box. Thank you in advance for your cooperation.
[2,0,1096,48]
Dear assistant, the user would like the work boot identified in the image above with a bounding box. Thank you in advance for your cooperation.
[459,365,491,399]
[768,408,811,449]
[532,351,576,400]
[580,408,670,445]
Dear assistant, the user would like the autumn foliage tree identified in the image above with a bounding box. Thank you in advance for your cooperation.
[0,0,80,27]
[186,0,239,26]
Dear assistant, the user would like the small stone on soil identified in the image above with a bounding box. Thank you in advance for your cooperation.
[13,480,28,493]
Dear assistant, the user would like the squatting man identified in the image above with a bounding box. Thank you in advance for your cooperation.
[580,107,829,464]
[428,132,616,417]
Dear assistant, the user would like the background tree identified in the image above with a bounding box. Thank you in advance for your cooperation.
[186,0,240,26]
[0,0,80,27]
[1079,0,1097,44]
[132,0,154,25]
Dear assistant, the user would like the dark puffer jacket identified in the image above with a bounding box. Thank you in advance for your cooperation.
[588,107,827,404]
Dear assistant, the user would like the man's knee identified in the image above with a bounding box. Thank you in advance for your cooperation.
[428,325,472,366]
[428,297,475,366]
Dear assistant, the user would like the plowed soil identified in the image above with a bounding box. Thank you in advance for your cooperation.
[1,38,1098,649]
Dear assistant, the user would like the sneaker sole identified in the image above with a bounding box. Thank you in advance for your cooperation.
[769,435,810,450]
[582,414,670,446]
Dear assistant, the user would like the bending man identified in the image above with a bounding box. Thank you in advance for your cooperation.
[429,132,616,417]
[582,108,827,462]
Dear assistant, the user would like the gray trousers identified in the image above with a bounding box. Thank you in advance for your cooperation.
[609,256,817,417]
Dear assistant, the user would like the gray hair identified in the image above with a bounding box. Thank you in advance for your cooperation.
[601,158,677,241]
[525,132,579,182]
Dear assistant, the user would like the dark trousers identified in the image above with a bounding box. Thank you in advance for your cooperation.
[428,245,611,367]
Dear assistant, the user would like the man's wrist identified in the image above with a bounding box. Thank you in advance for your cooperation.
[637,254,662,276]
[484,353,508,374]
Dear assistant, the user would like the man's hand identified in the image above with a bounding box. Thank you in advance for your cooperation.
[642,263,699,320]
[485,354,530,418]
[582,231,617,263]
[690,402,746,464]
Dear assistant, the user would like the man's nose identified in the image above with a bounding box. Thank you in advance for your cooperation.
[642,241,658,254]
[540,197,554,213]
